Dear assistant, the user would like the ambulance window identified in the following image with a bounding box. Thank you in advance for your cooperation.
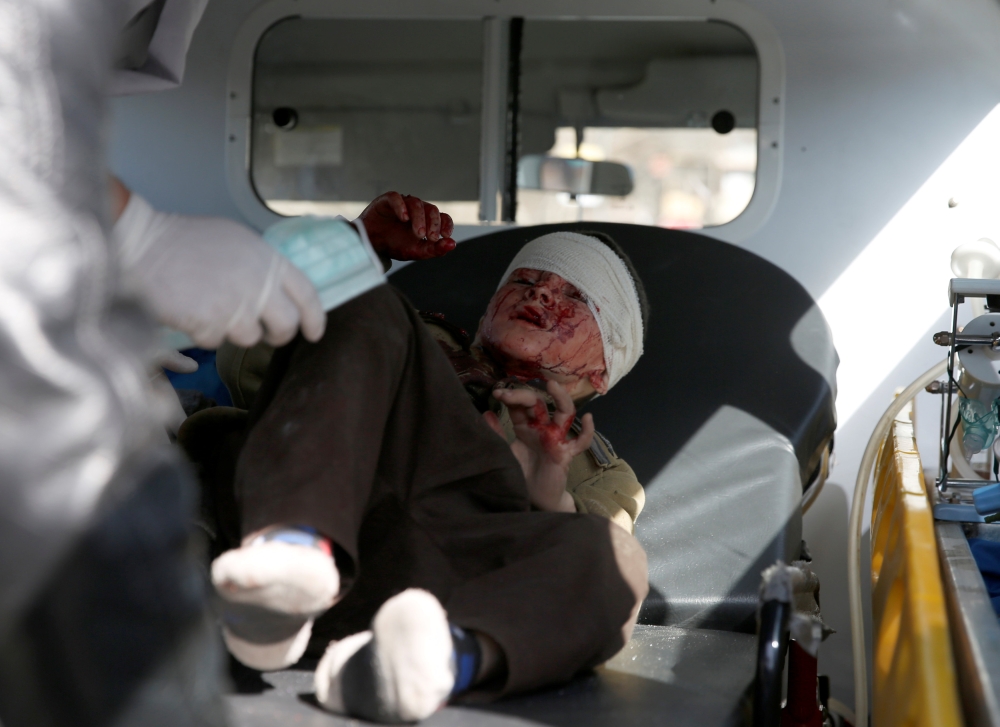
[250,18,484,223]
[515,20,759,229]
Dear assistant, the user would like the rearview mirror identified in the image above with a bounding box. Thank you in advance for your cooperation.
[517,155,634,197]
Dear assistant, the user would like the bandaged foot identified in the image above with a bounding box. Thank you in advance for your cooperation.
[211,527,339,671]
[314,589,482,723]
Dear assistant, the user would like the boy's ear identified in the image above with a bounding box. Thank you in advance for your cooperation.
[592,369,610,396]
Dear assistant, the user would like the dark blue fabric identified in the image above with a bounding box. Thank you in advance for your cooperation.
[163,348,232,407]
[0,462,224,727]
[449,623,482,696]
[968,538,1000,616]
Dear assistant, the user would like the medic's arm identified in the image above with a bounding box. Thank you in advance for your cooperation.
[110,176,325,349]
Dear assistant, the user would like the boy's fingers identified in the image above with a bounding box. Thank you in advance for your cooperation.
[493,387,543,409]
[570,413,596,455]
[404,195,426,238]
[386,191,408,221]
[441,212,455,239]
[546,379,577,429]
[426,204,441,241]
[547,379,575,415]
[431,237,457,257]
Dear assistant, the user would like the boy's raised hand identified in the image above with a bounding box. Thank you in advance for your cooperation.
[486,380,595,513]
[358,192,457,261]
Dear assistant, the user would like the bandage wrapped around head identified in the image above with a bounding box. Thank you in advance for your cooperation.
[498,232,644,391]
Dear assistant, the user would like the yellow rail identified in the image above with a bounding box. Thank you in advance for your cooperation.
[870,402,962,727]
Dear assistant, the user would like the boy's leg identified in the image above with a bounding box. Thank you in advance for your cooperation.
[312,510,648,719]
[434,511,648,696]
[234,284,522,580]
[215,284,524,670]
[217,283,647,706]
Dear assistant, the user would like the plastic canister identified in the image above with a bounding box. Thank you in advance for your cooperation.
[960,396,1000,454]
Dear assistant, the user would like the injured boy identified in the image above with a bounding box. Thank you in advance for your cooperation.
[186,220,650,723]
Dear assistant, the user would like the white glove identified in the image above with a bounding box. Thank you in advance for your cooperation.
[155,348,199,374]
[114,193,325,348]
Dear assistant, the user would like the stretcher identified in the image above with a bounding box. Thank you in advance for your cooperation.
[228,221,839,726]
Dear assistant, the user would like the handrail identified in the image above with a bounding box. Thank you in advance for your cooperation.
[848,359,947,724]
[869,399,961,726]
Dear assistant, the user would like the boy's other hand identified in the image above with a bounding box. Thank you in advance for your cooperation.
[490,380,594,513]
[359,192,457,261]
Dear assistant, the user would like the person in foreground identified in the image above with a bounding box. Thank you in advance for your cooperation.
[198,226,650,722]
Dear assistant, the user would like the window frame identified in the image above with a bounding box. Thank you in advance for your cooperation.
[225,0,784,243]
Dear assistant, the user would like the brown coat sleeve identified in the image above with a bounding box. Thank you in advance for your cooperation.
[566,436,645,534]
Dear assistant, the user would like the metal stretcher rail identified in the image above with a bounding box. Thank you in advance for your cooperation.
[935,522,1000,726]
[870,402,962,727]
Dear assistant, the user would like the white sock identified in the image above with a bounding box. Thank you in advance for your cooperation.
[211,533,339,671]
[314,589,456,723]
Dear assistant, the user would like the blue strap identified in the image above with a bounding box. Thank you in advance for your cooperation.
[449,624,482,696]
[257,525,323,549]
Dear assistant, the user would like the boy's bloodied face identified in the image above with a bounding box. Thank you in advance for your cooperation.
[476,268,609,398]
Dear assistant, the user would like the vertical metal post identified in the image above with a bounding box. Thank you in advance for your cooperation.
[479,17,510,224]
[501,18,524,223]
[939,373,948,484]
[940,300,961,492]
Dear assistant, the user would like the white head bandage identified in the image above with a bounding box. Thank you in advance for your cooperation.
[498,232,644,390]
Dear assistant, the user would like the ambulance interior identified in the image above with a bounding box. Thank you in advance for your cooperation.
[108,0,1000,725]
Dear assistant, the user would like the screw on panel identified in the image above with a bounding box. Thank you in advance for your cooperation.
[229,134,236,142]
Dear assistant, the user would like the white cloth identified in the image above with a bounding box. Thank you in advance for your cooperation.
[114,192,325,348]
[261,214,386,313]
[499,232,644,390]
[111,0,207,95]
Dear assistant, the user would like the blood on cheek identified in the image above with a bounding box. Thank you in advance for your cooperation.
[482,283,605,386]
[529,399,573,449]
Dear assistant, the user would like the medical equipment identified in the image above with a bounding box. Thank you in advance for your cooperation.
[951,238,1000,317]
[847,269,1000,723]
[972,481,1000,518]
[930,278,1000,520]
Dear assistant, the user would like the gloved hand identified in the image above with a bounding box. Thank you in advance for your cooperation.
[358,192,457,261]
[156,348,199,374]
[114,192,325,349]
